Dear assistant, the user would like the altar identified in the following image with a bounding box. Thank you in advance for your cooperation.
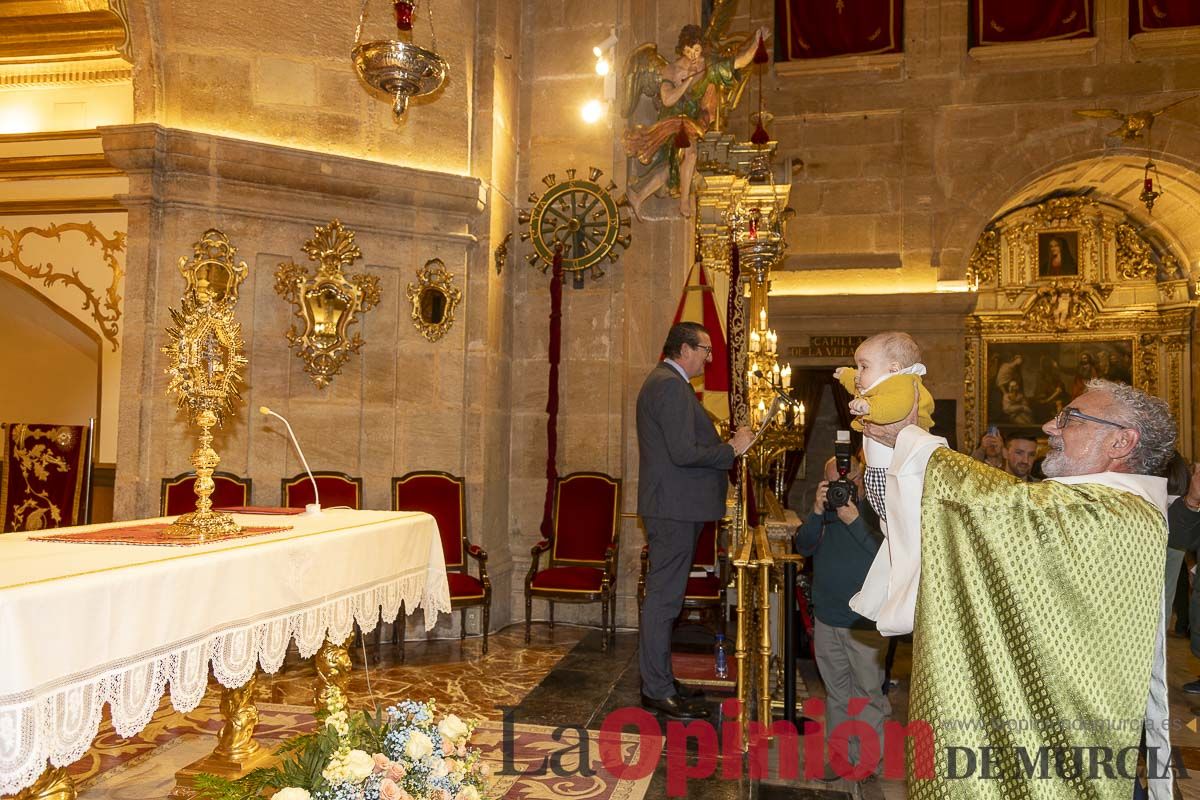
[0,509,452,797]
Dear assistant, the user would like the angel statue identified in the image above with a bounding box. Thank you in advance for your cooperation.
[621,8,771,220]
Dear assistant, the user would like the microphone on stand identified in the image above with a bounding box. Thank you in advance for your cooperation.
[752,369,799,407]
[260,406,321,516]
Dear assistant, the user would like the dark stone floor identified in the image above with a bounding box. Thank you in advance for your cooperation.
[508,627,866,800]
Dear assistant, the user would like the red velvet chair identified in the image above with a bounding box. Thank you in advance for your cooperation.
[637,518,729,637]
[393,471,491,653]
[281,471,363,510]
[525,471,621,651]
[1,420,93,533]
[161,471,253,516]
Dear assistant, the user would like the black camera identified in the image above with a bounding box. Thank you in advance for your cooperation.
[825,430,858,511]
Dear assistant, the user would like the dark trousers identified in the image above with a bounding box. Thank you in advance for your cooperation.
[639,517,703,699]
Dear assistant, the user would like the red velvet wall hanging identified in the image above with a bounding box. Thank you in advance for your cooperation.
[539,246,564,541]
[775,0,902,60]
[1130,0,1200,34]
[971,0,1093,46]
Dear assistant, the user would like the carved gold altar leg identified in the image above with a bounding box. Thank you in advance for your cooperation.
[314,634,353,712]
[15,766,75,800]
[171,674,275,798]
[734,561,751,752]
[757,558,773,732]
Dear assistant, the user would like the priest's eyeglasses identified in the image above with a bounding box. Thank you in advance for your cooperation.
[1053,408,1125,430]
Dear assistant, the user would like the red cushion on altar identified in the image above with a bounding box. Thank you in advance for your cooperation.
[530,566,604,593]
[446,571,485,600]
[685,573,722,600]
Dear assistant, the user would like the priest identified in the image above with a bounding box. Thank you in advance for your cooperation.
[851,379,1176,799]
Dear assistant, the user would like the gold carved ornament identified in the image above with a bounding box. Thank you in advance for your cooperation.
[1115,223,1160,280]
[518,168,630,288]
[275,220,381,389]
[967,229,999,289]
[0,222,125,350]
[161,229,249,542]
[406,258,461,343]
[1023,282,1099,332]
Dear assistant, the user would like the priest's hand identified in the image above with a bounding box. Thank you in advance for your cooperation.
[862,383,920,449]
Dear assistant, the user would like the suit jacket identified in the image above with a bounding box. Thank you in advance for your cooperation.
[636,360,735,521]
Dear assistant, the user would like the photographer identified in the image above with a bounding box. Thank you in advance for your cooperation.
[793,450,890,780]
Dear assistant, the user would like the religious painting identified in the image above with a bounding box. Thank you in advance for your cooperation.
[1037,231,1080,278]
[984,340,1134,434]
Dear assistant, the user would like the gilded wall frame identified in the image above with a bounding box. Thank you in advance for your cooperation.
[964,196,1196,455]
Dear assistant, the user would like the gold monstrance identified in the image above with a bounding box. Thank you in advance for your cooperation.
[161,229,249,541]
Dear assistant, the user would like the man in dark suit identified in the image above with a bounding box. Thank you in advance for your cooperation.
[637,321,752,719]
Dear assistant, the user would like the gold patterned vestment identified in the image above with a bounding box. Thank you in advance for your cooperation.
[906,448,1167,799]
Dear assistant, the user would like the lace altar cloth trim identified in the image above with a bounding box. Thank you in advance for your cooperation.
[215,506,306,515]
[29,524,291,546]
[0,568,451,795]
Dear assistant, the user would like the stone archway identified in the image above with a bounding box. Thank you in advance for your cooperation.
[942,116,1200,281]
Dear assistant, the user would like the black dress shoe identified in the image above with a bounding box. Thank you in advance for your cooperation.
[641,693,710,719]
[674,680,706,700]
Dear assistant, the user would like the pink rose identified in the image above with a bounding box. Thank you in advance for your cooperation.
[386,762,407,782]
[455,743,467,757]
[430,789,450,800]
[378,779,402,800]
[373,753,390,774]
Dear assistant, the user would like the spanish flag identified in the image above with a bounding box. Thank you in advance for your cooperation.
[670,262,730,422]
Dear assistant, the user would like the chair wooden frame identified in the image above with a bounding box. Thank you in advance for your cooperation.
[160,471,252,516]
[392,471,492,653]
[524,471,621,651]
[637,518,730,638]
[281,471,363,510]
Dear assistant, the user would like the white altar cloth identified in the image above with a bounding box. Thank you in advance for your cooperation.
[0,509,452,795]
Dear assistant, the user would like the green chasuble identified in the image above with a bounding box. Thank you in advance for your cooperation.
[907,448,1167,799]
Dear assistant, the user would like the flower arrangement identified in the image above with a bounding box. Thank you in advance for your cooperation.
[194,694,490,800]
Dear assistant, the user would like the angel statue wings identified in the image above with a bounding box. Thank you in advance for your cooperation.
[621,4,770,220]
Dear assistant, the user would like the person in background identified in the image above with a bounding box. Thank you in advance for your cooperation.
[970,428,1005,469]
[1154,453,1200,694]
[794,456,889,781]
[1003,431,1039,482]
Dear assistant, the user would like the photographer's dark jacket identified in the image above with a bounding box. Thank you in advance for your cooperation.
[794,499,884,629]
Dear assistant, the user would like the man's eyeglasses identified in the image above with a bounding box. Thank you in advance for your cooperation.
[692,343,713,356]
[1053,407,1125,431]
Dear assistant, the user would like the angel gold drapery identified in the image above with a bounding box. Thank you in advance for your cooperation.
[1129,0,1200,34]
[774,0,902,60]
[970,0,1093,46]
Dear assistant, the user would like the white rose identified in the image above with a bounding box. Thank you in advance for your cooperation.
[437,715,469,744]
[405,730,434,760]
[274,789,313,800]
[429,757,449,779]
[455,786,481,800]
[345,749,376,782]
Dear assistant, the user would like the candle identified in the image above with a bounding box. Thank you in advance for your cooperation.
[799,402,805,427]
[782,364,792,389]
[750,330,760,353]
[759,308,767,331]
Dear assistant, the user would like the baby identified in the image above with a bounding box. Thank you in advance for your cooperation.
[834,332,935,521]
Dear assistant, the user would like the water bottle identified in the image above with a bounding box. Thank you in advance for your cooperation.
[714,634,729,679]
